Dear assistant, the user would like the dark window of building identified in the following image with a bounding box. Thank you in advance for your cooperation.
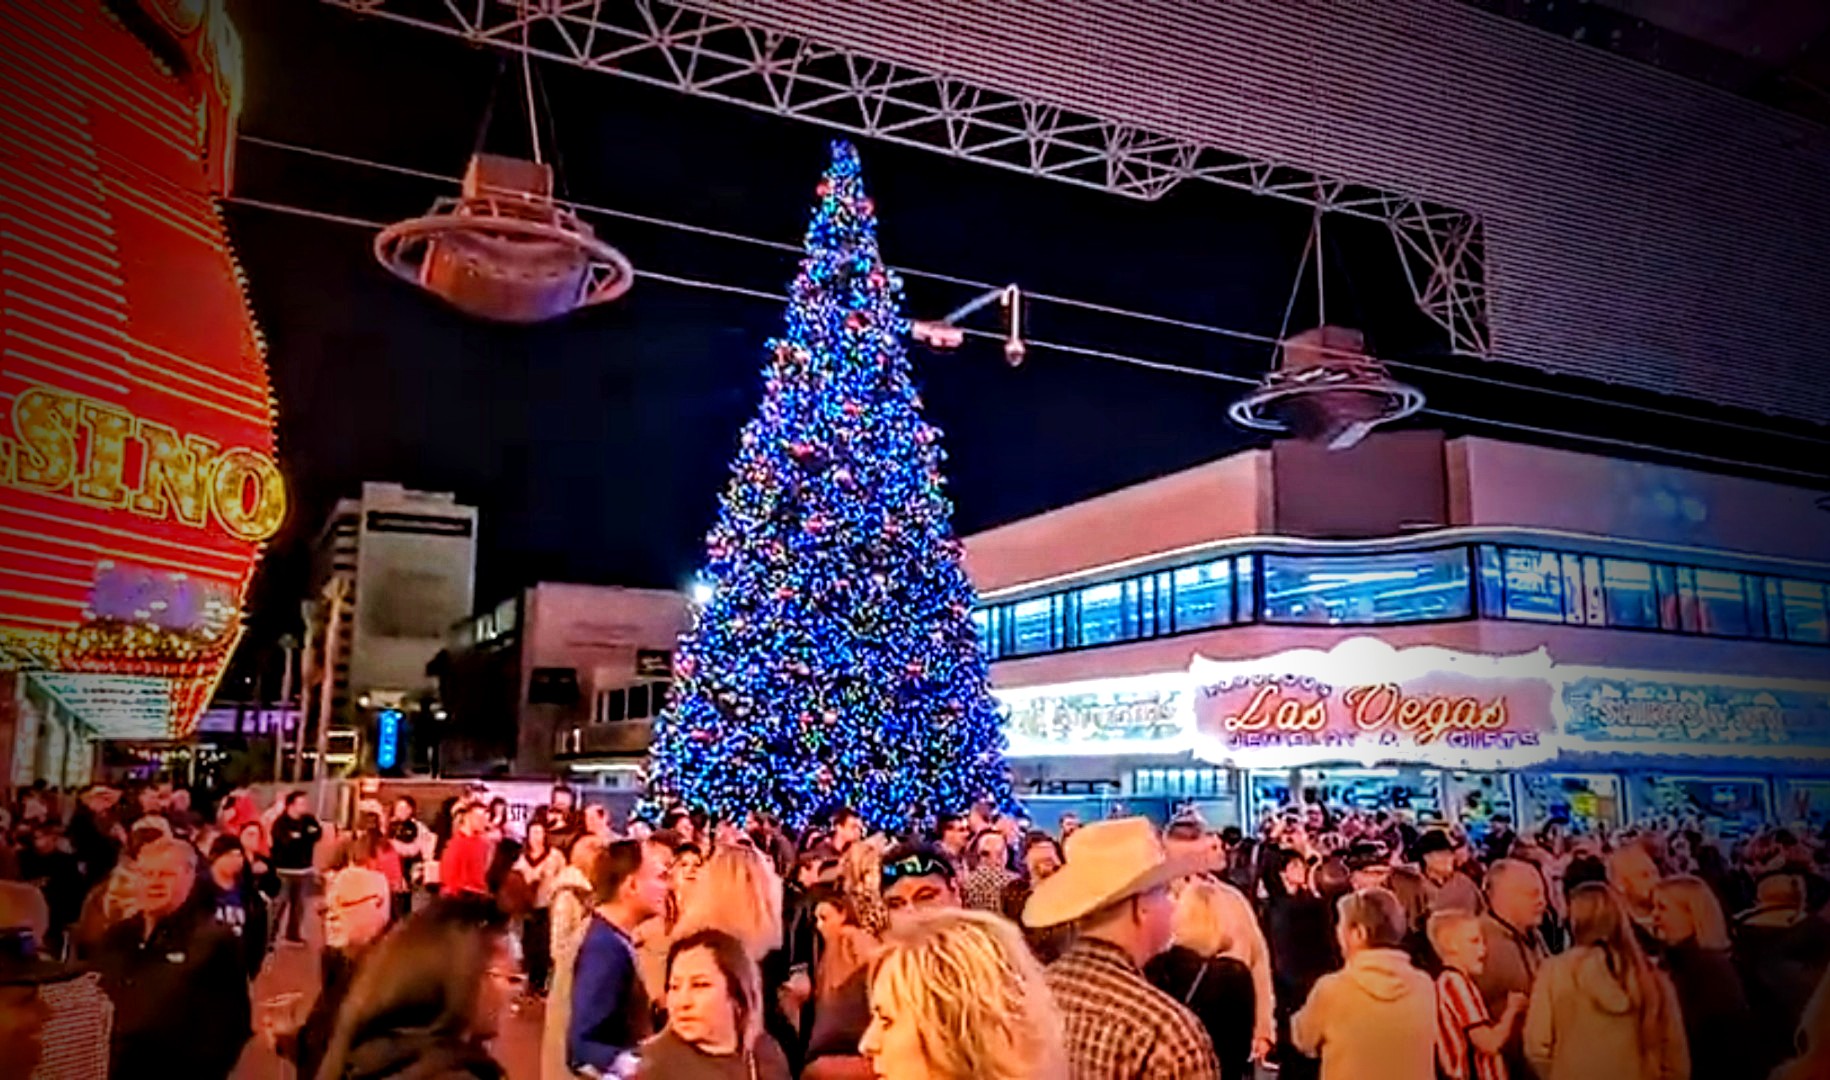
[1010,597,1055,656]
[1262,549,1470,625]
[1503,548,1564,622]
[1234,555,1257,622]
[626,683,650,720]
[1477,545,1504,616]
[1691,568,1751,637]
[1077,581,1129,646]
[1601,559,1658,629]
[1781,579,1830,643]
[528,667,579,706]
[1172,560,1232,631]
[598,688,626,725]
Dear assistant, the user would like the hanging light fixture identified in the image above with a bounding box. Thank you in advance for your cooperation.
[373,8,633,323]
[1229,206,1422,450]
[912,284,1026,365]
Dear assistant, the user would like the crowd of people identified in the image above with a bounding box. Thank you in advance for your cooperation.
[2,775,1829,1080]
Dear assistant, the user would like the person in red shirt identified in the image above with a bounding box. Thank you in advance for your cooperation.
[439,802,493,899]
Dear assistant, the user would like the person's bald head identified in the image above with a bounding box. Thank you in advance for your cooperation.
[324,867,391,951]
[1756,872,1804,912]
[1485,858,1546,929]
[1608,842,1661,906]
[0,882,49,942]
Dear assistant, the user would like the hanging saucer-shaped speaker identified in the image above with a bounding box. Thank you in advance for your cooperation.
[375,154,633,323]
[1228,326,1424,451]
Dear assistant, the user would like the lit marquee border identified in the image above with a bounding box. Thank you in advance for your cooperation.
[0,0,281,739]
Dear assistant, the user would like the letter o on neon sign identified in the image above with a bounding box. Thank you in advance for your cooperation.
[210,448,286,542]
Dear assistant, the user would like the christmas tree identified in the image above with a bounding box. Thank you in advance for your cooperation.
[647,141,1011,831]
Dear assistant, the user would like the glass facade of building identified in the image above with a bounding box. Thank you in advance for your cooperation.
[975,540,1830,660]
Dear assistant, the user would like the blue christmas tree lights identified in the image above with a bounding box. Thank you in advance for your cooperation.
[645,141,1012,831]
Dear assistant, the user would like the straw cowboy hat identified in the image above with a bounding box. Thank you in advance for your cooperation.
[1023,816,1217,929]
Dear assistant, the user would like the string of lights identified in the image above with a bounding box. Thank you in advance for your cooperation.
[235,134,1830,449]
[223,193,1830,487]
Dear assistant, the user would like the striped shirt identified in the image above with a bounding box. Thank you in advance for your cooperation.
[1437,968,1508,1080]
[1047,937,1220,1080]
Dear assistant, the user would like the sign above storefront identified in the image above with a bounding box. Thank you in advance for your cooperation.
[1189,639,1559,770]
[996,674,1193,758]
[1559,669,1830,757]
[995,638,1830,773]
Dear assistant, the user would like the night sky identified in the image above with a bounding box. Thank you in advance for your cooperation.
[221,1,1830,674]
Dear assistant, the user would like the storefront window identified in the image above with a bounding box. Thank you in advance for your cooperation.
[1777,779,1830,829]
[1234,555,1257,621]
[1629,774,1771,837]
[1010,596,1056,656]
[1172,560,1232,632]
[1602,559,1659,628]
[1519,773,1621,835]
[1262,549,1470,625]
[971,609,998,658]
[1781,579,1830,644]
[1503,548,1565,622]
[1444,772,1516,842]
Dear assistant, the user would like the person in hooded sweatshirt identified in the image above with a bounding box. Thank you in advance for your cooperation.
[1523,883,1687,1080]
[1290,886,1436,1080]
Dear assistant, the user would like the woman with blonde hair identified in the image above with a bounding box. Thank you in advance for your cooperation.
[861,908,1064,1080]
[673,843,783,961]
[1146,877,1257,1080]
[1524,882,1688,1080]
[837,833,889,938]
[1652,875,1750,1079]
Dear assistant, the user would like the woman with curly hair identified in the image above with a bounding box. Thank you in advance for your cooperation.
[862,908,1064,1080]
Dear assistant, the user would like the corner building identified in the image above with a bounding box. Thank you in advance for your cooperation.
[963,432,1830,837]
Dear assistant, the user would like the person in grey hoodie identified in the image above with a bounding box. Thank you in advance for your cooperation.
[1524,883,1688,1080]
[1291,887,1436,1080]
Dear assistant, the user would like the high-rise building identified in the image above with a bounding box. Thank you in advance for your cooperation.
[307,483,477,731]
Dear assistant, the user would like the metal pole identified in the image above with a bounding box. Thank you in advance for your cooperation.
[274,635,297,784]
[313,579,348,819]
[292,602,318,784]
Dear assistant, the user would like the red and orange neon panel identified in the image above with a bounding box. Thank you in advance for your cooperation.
[0,0,282,737]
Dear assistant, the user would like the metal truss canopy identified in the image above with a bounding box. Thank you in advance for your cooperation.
[327,0,1491,357]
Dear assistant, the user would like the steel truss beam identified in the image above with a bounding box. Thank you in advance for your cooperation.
[327,0,1489,356]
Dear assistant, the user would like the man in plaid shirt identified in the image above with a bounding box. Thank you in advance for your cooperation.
[1024,818,1221,1080]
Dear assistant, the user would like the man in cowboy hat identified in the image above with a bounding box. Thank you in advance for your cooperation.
[1415,828,1483,915]
[1,881,104,1080]
[1025,817,1220,1080]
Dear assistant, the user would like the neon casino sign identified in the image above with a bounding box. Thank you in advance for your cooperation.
[0,0,276,740]
[1190,638,1559,769]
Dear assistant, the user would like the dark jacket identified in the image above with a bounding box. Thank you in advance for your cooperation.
[635,1029,794,1080]
[337,1030,506,1080]
[1735,914,1830,1074]
[1662,942,1752,1080]
[95,906,252,1080]
[1146,947,1256,1080]
[568,915,652,1072]
[271,812,322,871]
[1264,891,1340,1013]
[280,948,360,1080]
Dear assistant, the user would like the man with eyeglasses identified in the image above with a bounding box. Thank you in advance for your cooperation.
[261,866,392,1080]
[802,844,962,1080]
[94,838,251,1080]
